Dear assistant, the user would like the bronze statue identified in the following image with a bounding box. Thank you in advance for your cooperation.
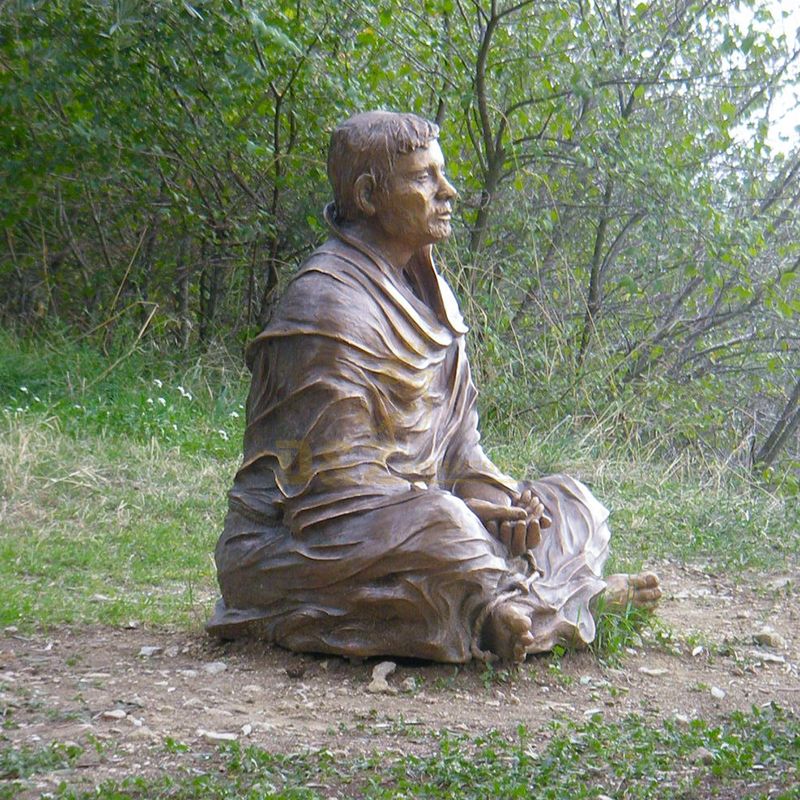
[207,111,661,663]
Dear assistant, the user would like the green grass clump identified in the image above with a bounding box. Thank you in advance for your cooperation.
[488,430,799,573]
[9,704,797,799]
[0,331,248,629]
[1,328,798,631]
[0,741,83,795]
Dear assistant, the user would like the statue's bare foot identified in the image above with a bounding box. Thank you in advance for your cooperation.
[603,572,662,611]
[482,601,535,663]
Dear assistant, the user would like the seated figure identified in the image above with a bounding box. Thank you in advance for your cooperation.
[207,111,661,663]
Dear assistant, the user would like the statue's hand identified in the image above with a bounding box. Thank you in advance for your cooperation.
[509,488,552,553]
[463,498,530,556]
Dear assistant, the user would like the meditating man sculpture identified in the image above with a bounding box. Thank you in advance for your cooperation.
[207,110,661,663]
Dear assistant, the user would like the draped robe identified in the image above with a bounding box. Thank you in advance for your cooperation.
[208,217,610,662]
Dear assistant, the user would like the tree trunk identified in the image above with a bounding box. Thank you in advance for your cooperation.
[753,378,800,469]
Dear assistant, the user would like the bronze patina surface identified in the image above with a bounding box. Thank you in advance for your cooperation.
[208,111,659,663]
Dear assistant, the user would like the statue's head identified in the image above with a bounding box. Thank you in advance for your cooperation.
[328,110,457,249]
[328,111,439,223]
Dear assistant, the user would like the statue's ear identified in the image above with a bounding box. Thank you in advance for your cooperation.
[354,173,376,217]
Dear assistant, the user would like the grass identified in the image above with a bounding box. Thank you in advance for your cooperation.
[3,704,797,799]
[0,330,246,629]
[2,329,800,800]
[1,328,797,631]
[488,430,800,574]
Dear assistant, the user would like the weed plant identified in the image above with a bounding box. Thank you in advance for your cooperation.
[5,704,797,799]
[1,328,798,633]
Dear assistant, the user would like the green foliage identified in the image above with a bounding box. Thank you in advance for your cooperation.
[1,331,796,634]
[11,706,798,798]
[0,330,245,628]
[0,740,82,784]
[2,0,799,471]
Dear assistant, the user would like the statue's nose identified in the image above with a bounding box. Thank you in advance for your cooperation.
[439,176,458,201]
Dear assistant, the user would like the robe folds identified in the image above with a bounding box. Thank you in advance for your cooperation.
[208,216,610,663]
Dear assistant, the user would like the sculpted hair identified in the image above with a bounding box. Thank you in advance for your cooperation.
[328,111,440,223]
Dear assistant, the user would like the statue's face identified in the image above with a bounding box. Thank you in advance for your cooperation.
[372,140,457,249]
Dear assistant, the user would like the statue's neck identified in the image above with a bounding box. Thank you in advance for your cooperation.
[336,219,414,273]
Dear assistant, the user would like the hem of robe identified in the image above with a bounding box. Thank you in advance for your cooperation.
[207,474,610,663]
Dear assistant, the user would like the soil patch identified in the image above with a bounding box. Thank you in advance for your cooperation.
[1,561,797,797]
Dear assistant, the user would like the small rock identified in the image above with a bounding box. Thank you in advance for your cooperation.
[91,594,112,602]
[692,746,715,765]
[138,646,162,657]
[767,576,793,592]
[182,697,204,709]
[164,646,180,658]
[638,667,669,677]
[579,675,592,686]
[178,669,198,678]
[674,714,690,726]
[597,795,615,800]
[583,708,603,717]
[400,677,417,692]
[757,652,786,664]
[201,661,228,675]
[241,723,253,736]
[101,709,127,720]
[285,663,306,679]
[753,627,785,649]
[366,661,397,694]
[691,646,703,657]
[123,620,140,629]
[4,626,18,635]
[710,686,726,700]
[197,728,237,742]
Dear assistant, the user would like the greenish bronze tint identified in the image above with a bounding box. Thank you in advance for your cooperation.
[208,111,661,663]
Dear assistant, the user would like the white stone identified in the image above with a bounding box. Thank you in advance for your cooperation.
[366,661,397,694]
[198,728,237,742]
[638,667,669,677]
[753,627,785,649]
[201,661,228,675]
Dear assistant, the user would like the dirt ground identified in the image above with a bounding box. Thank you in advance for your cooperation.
[1,561,798,797]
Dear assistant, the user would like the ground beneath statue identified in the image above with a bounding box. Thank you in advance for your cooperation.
[2,561,797,797]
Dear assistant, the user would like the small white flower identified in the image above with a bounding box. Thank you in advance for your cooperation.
[178,386,193,400]
[172,423,178,431]
[73,404,83,410]
[229,411,240,418]
[33,395,41,403]
[153,378,163,388]
[157,397,166,406]
[146,397,154,405]
[19,386,28,393]
[218,429,229,441]
[16,406,24,412]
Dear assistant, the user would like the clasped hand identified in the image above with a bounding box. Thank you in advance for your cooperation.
[464,488,552,557]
